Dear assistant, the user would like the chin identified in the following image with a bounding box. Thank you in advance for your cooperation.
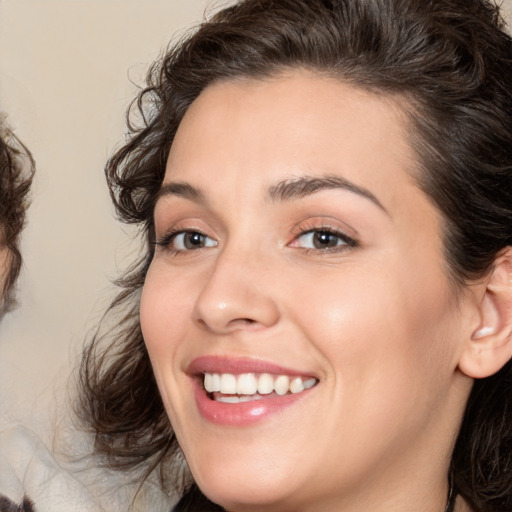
[200,486,292,512]
[190,457,302,512]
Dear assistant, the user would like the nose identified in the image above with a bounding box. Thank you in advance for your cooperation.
[192,248,280,334]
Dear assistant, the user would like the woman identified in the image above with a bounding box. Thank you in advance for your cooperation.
[78,0,512,511]
[0,117,33,315]
[0,117,144,512]
[0,118,35,511]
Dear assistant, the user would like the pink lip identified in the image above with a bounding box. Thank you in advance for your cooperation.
[187,355,316,377]
[187,356,318,427]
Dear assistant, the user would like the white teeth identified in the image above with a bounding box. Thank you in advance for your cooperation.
[211,373,221,392]
[204,373,212,391]
[289,377,304,394]
[203,372,318,396]
[303,378,316,390]
[274,375,290,395]
[216,394,264,403]
[257,373,274,394]
[236,373,258,395]
[220,373,237,394]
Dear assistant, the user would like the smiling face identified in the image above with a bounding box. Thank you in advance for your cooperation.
[140,71,475,512]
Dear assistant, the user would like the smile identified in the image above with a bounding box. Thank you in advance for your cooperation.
[189,357,319,425]
[204,372,317,402]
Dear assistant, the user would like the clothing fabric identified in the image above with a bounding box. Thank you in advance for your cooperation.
[0,424,174,512]
[171,485,223,512]
[0,425,102,512]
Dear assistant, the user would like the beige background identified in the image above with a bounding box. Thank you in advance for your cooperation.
[0,0,229,437]
[0,0,511,438]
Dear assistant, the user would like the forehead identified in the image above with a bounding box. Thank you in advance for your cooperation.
[166,71,418,200]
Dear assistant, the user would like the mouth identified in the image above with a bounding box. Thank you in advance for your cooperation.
[188,356,319,426]
[204,372,317,403]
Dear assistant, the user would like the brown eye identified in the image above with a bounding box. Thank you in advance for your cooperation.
[290,227,359,253]
[311,231,342,249]
[295,230,351,250]
[171,231,217,251]
[184,232,206,249]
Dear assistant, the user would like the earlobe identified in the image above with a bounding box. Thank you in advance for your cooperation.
[458,248,512,379]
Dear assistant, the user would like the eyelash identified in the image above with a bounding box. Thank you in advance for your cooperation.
[153,225,358,255]
[289,225,358,254]
[154,228,217,255]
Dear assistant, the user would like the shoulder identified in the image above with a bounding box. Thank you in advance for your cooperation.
[0,424,175,512]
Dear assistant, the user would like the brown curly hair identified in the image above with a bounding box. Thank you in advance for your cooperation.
[0,116,34,311]
[78,1,512,510]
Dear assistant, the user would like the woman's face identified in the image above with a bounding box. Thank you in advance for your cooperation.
[140,71,473,511]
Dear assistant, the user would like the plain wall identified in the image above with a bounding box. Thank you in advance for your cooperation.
[0,0,511,439]
[0,0,228,437]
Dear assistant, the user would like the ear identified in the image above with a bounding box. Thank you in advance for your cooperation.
[458,247,512,379]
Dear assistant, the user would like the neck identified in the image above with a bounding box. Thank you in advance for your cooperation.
[225,474,452,512]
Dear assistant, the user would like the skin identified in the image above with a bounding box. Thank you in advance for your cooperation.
[140,71,477,512]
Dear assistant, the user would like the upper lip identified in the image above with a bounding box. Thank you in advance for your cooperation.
[187,355,318,379]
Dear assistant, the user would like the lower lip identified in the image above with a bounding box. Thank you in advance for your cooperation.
[193,379,314,426]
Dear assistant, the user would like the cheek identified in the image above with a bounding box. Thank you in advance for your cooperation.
[140,264,192,349]
[140,264,216,452]
[294,261,457,416]
[297,275,410,399]
[139,265,195,406]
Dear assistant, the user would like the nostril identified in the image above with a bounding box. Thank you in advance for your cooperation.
[194,316,257,332]
[223,317,267,331]
[196,318,209,329]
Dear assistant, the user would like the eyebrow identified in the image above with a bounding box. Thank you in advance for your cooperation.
[267,175,387,213]
[156,174,387,213]
[156,182,207,204]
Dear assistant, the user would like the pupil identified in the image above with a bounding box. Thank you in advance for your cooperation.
[185,232,204,249]
[313,231,336,248]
